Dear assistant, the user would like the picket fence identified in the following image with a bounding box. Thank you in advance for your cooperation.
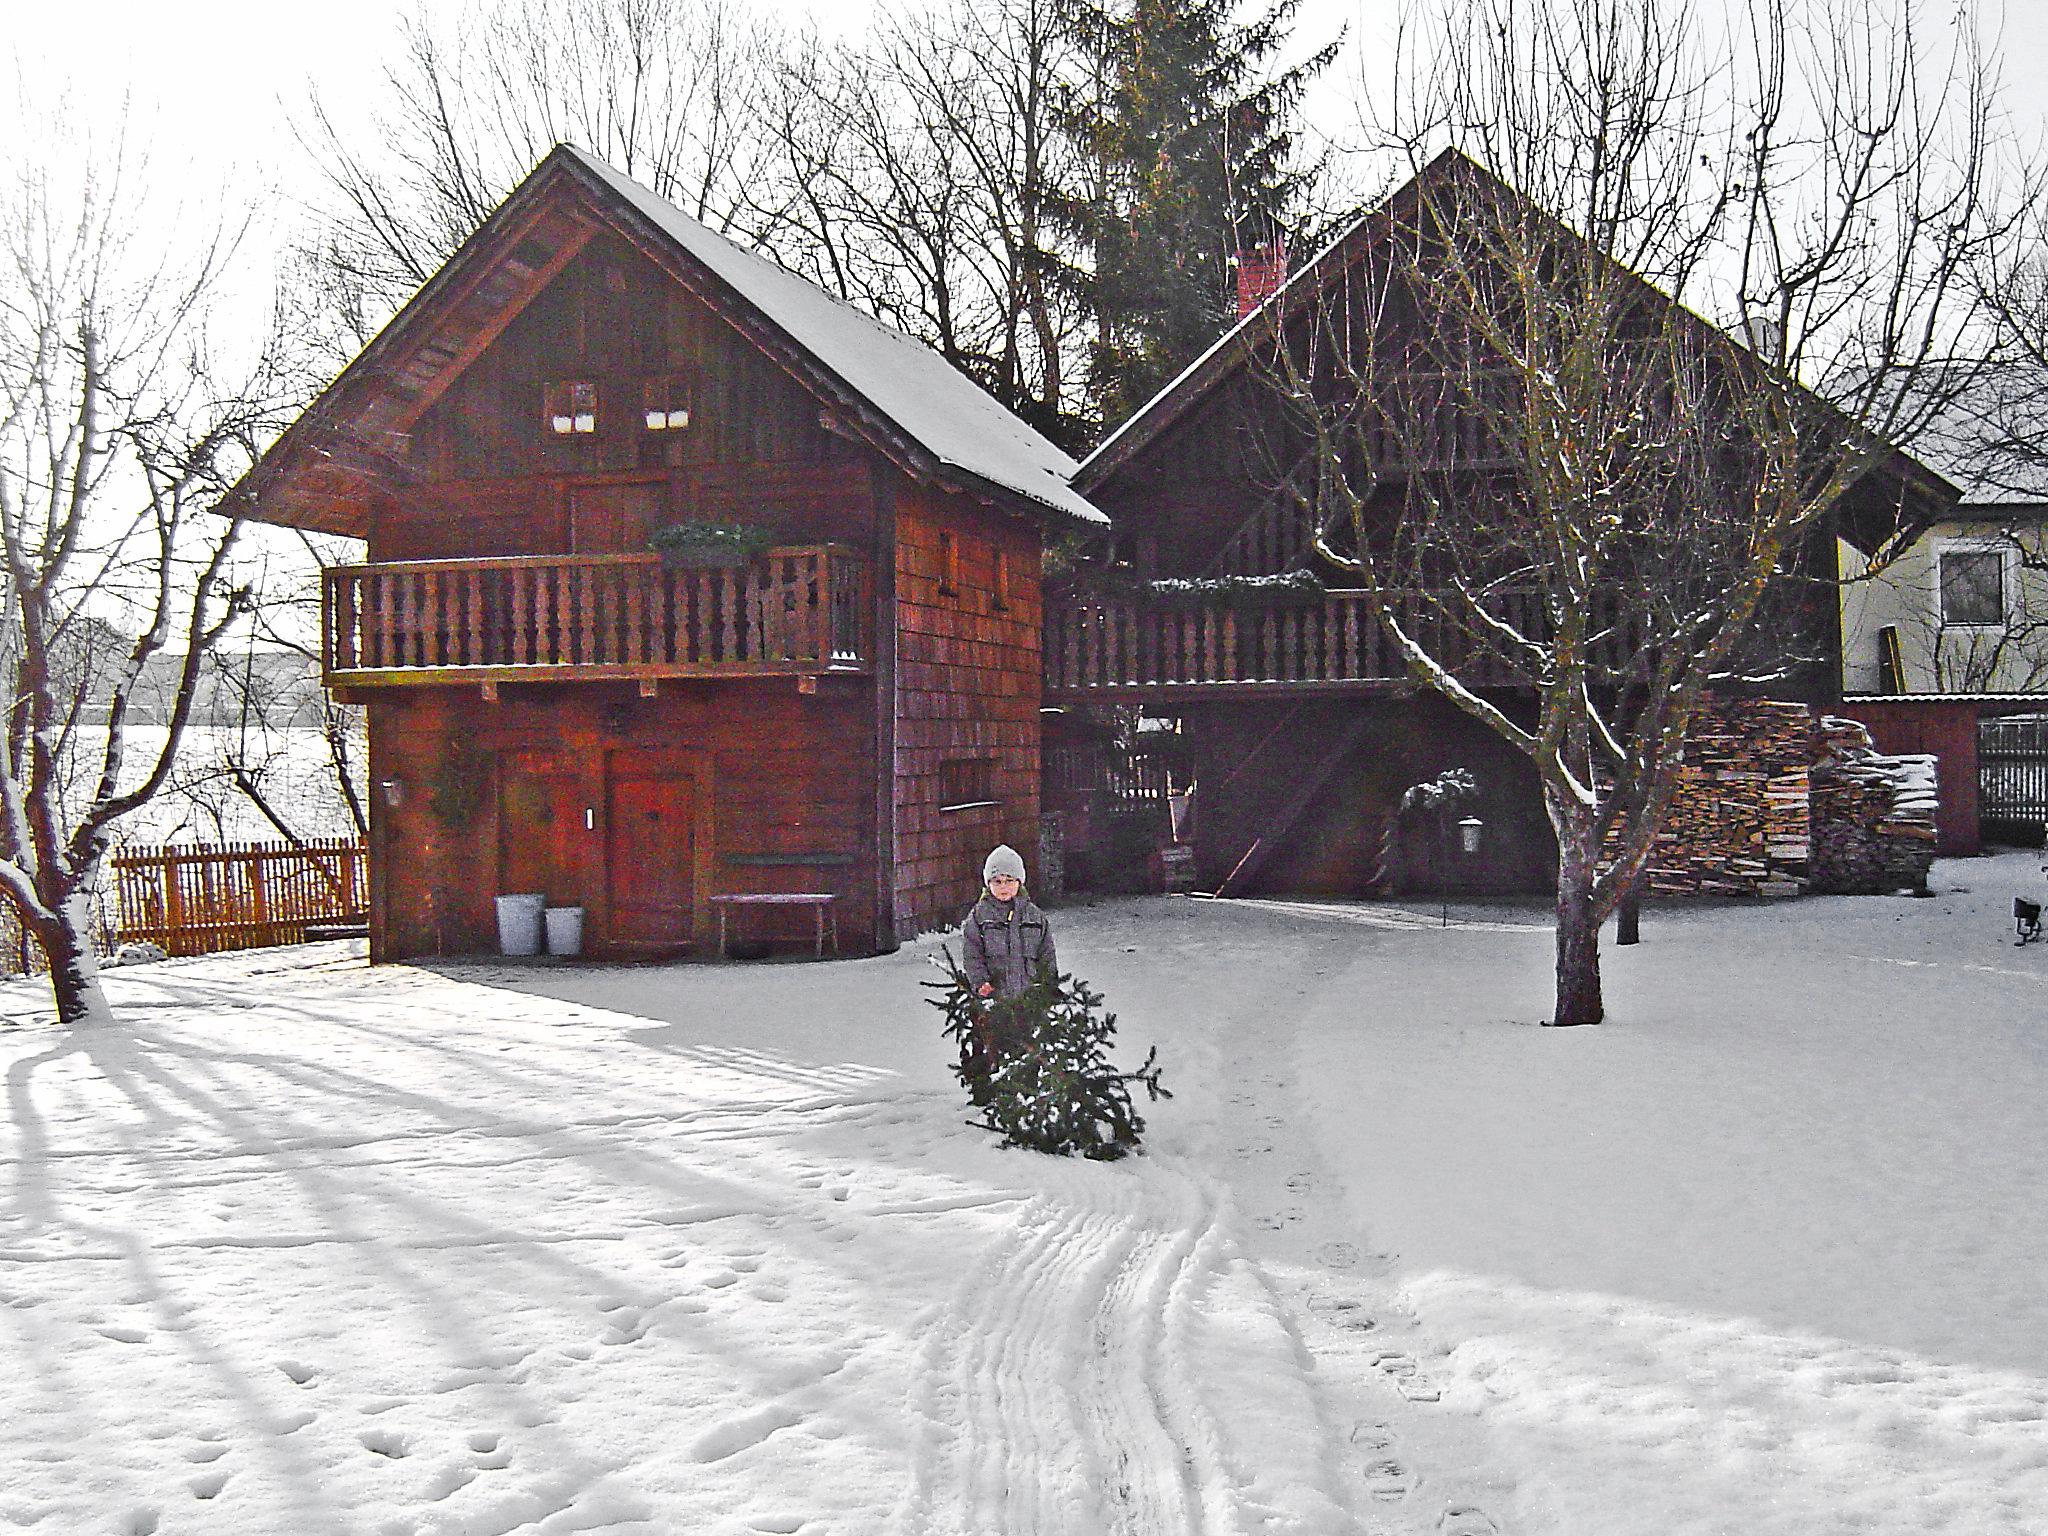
[110,839,367,958]
[2,839,369,978]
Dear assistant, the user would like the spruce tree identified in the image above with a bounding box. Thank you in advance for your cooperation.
[927,947,1170,1160]
[1055,0,1337,430]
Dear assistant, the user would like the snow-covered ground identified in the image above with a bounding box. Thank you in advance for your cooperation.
[3,854,2046,1535]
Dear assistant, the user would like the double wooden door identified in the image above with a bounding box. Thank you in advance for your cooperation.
[496,747,709,953]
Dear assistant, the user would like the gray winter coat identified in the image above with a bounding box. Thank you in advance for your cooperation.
[962,892,1057,1002]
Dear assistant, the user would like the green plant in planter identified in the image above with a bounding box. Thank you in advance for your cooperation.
[648,521,779,569]
[1144,570,1326,611]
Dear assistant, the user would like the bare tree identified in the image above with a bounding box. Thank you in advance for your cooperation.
[180,536,370,849]
[1258,0,2017,1024]
[746,0,1092,440]
[296,0,781,362]
[0,118,290,1021]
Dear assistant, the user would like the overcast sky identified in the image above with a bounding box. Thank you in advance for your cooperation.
[22,1,2048,205]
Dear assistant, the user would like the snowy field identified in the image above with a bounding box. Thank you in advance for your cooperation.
[3,855,2046,1535]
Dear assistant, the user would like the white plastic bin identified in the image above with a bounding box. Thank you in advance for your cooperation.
[495,893,546,956]
[544,905,585,958]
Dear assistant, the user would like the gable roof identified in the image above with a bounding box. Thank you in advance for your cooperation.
[1076,149,1957,539]
[235,144,1105,535]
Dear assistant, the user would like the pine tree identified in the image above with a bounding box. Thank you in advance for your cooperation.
[926,947,1170,1160]
[1054,0,1337,430]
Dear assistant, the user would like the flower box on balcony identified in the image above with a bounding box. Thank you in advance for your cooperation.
[648,521,778,569]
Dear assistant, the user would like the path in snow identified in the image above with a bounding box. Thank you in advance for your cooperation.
[0,936,1353,1534]
[8,860,2045,1534]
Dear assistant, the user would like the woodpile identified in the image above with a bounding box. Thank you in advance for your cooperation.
[1614,701,1939,899]
[1808,716,1939,895]
[1630,700,1816,897]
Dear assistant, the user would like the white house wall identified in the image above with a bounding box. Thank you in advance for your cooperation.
[1839,524,2048,694]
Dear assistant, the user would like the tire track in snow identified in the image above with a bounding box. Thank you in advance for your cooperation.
[895,1165,1245,1536]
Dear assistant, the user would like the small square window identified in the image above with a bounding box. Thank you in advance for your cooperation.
[938,758,996,810]
[1939,550,2005,627]
[545,380,598,436]
[642,376,693,432]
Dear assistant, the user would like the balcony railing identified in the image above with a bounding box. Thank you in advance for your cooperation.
[323,546,869,687]
[1044,587,1628,695]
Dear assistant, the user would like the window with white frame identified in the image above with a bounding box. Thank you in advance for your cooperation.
[1938,547,2006,628]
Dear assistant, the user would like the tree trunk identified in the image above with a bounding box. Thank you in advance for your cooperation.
[1617,881,1642,946]
[1552,837,1604,1026]
[32,898,112,1024]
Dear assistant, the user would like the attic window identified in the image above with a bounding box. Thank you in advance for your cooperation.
[642,376,692,432]
[546,380,598,435]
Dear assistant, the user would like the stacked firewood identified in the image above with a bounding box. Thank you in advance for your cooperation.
[1631,700,1818,897]
[1808,717,1939,895]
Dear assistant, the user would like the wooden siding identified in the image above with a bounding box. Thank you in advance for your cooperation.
[891,482,1043,937]
[367,680,876,960]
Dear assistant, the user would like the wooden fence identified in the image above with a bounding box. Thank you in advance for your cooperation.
[108,839,368,958]
[1980,714,2048,826]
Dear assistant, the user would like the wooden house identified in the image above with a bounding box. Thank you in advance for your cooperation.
[1043,151,1957,898]
[233,145,1103,960]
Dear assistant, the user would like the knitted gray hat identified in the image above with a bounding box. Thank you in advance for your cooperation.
[983,844,1026,884]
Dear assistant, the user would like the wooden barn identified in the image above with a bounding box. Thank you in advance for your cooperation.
[234,145,1103,961]
[1043,151,1956,900]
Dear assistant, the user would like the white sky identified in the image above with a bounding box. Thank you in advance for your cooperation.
[22,1,2048,205]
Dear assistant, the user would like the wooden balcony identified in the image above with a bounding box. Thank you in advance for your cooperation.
[323,546,870,690]
[1044,588,1591,698]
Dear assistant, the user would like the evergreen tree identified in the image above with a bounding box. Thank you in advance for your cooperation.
[927,948,1170,1160]
[1055,0,1337,431]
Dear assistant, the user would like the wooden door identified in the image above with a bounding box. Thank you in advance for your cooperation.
[569,479,664,556]
[497,752,588,906]
[604,752,706,950]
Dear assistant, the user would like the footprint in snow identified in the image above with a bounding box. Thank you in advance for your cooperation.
[749,1516,809,1533]
[119,1507,159,1535]
[97,1325,148,1344]
[188,1469,230,1501]
[1314,1240,1362,1269]
[689,1403,805,1463]
[1372,1352,1443,1403]
[1440,1505,1502,1535]
[425,1462,477,1502]
[601,1309,650,1345]
[358,1428,412,1460]
[184,1442,229,1464]
[1312,1295,1379,1332]
[277,1359,317,1386]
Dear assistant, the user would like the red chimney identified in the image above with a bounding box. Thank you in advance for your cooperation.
[1234,242,1288,319]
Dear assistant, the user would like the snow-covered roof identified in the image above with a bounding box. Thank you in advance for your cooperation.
[562,147,1105,529]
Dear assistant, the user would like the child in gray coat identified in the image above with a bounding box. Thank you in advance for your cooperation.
[960,845,1057,1078]
[962,843,1057,1001]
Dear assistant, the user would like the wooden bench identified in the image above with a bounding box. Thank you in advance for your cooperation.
[710,893,839,959]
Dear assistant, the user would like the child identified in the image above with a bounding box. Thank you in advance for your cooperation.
[963,844,1057,1000]
[960,844,1058,1079]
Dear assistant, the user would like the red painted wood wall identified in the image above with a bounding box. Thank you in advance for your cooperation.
[1835,699,1981,856]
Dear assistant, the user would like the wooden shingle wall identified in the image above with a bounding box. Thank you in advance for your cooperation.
[891,484,1043,937]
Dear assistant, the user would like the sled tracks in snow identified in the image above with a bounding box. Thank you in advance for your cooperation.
[894,1167,1278,1536]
